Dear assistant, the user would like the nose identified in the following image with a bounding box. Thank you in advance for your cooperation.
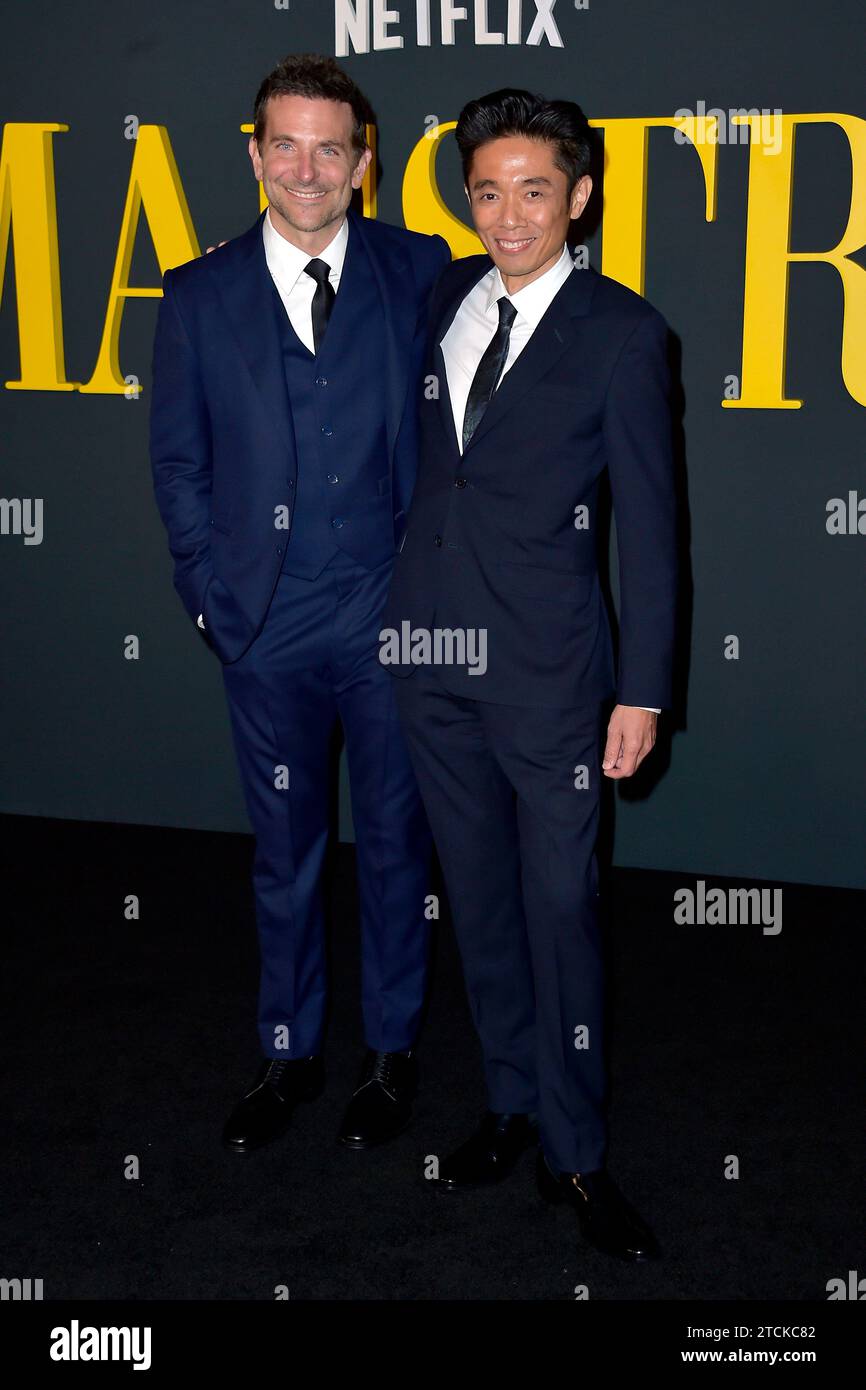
[498,195,524,228]
[293,152,317,184]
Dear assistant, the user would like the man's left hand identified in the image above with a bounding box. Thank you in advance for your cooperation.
[602,706,657,779]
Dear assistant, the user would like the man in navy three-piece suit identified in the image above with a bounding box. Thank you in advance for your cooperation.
[382,89,678,1261]
[150,54,450,1153]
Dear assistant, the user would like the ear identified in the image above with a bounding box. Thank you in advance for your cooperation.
[351,146,374,189]
[569,174,592,220]
[249,134,263,182]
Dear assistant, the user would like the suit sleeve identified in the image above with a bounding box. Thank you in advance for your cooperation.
[416,236,452,338]
[432,233,452,274]
[603,309,678,710]
[149,271,214,626]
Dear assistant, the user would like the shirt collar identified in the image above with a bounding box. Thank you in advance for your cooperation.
[484,242,575,326]
[262,208,349,292]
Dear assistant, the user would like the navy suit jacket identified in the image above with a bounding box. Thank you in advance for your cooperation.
[150,207,450,664]
[382,253,679,709]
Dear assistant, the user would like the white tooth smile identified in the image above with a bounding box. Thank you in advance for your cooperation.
[497,238,534,249]
[290,190,326,199]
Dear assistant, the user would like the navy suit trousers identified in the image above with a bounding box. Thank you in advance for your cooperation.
[222,550,432,1059]
[393,665,609,1173]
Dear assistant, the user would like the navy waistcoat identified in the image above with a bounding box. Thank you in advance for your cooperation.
[272,222,393,579]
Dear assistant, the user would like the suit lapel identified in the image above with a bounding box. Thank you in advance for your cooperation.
[433,256,492,455]
[347,207,416,462]
[207,206,418,468]
[464,263,598,454]
[207,210,296,459]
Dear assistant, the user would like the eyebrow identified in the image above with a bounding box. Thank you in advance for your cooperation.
[472,175,554,190]
[269,134,347,147]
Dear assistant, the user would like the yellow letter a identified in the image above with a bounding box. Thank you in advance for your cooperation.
[80,125,200,396]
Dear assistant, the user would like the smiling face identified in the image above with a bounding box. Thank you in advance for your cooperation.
[466,135,592,293]
[249,93,372,253]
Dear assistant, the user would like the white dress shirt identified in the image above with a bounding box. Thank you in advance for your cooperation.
[441,241,575,449]
[197,211,349,631]
[262,207,349,353]
[441,243,659,714]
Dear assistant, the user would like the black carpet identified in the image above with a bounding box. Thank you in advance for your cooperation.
[2,813,862,1301]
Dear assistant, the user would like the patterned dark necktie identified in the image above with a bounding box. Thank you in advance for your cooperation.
[304,258,335,354]
[461,295,518,451]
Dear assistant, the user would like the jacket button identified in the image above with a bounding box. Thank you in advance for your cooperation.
[455,477,467,488]
[434,534,442,546]
[332,518,344,529]
[316,377,328,386]
[327,473,339,484]
[321,426,333,436]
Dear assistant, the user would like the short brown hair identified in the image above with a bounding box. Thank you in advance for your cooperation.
[253,53,374,158]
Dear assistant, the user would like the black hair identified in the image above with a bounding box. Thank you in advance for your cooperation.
[455,88,594,195]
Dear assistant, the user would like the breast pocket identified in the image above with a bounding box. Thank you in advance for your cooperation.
[531,380,600,430]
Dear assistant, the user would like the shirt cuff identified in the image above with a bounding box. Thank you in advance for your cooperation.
[196,613,205,631]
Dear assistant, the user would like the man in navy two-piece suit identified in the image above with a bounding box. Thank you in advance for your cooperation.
[150,54,450,1153]
[382,89,678,1260]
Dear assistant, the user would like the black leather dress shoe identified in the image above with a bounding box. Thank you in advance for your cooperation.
[536,1149,660,1261]
[222,1055,324,1153]
[337,1049,417,1148]
[430,1111,539,1189]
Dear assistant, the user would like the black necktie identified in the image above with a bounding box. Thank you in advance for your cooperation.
[304,258,335,354]
[462,295,518,451]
